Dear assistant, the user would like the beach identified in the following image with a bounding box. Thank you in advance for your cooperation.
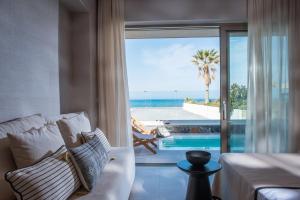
[130,107,209,121]
[130,99,246,121]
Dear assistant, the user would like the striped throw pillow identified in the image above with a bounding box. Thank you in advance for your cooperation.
[82,128,111,153]
[69,136,109,191]
[5,146,81,200]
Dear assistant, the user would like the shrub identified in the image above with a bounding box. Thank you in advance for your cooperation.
[229,83,247,113]
[184,97,195,104]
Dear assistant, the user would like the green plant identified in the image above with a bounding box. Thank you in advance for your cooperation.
[229,83,247,114]
[192,49,220,104]
[184,97,195,104]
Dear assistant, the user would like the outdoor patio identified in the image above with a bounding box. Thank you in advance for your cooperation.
[134,138,221,164]
[131,107,213,121]
[132,107,223,165]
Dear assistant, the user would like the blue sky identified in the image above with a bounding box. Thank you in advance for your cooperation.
[229,36,248,87]
[125,36,247,100]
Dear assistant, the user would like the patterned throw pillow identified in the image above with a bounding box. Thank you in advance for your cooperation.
[81,128,111,153]
[69,136,109,191]
[5,146,81,200]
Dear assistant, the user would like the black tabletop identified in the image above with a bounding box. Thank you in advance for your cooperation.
[177,160,221,176]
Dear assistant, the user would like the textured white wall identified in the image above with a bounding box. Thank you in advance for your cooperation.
[59,0,98,127]
[59,4,72,116]
[125,0,247,24]
[0,0,60,122]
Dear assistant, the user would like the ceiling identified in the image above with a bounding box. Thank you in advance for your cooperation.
[125,27,220,39]
[125,0,247,25]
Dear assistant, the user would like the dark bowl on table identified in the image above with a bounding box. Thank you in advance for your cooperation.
[186,151,211,167]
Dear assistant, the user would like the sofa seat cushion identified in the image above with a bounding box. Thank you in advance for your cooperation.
[70,147,135,200]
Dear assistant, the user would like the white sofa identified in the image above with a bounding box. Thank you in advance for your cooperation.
[0,114,135,200]
[70,147,135,200]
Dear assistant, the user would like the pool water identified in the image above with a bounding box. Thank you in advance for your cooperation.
[159,135,221,150]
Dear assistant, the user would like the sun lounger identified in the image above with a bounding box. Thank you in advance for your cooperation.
[133,131,157,154]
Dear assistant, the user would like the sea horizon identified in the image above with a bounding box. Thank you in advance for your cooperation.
[130,98,218,108]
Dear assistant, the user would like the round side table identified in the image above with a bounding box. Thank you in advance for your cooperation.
[177,160,221,200]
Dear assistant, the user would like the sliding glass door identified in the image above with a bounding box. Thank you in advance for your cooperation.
[125,25,247,155]
[220,25,248,153]
[125,27,222,162]
[227,32,248,152]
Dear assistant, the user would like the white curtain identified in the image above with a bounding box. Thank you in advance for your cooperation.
[97,0,132,147]
[246,0,300,153]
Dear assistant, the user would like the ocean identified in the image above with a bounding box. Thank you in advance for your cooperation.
[130,99,205,107]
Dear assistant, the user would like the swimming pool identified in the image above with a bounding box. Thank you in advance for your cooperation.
[159,134,221,150]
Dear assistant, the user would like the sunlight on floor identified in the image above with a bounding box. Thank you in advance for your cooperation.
[129,166,188,200]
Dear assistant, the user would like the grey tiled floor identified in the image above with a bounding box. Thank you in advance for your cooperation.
[129,166,189,200]
[131,138,221,200]
[134,145,186,164]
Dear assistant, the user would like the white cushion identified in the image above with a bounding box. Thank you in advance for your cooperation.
[57,112,91,148]
[0,114,46,200]
[7,123,65,168]
[5,146,81,200]
[70,147,135,200]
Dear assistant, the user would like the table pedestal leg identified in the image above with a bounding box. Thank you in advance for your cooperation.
[186,175,211,200]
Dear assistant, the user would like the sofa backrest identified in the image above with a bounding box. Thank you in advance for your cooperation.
[45,112,89,124]
[0,112,89,200]
[0,114,46,200]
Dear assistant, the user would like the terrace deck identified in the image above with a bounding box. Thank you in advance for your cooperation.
[134,141,220,164]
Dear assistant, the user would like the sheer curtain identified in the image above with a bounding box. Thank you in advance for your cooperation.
[246,0,300,153]
[96,0,132,147]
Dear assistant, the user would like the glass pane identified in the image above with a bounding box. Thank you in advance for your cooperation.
[228,32,248,152]
[125,35,221,163]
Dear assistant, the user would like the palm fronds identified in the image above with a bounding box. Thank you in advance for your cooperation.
[192,49,220,102]
[192,49,219,79]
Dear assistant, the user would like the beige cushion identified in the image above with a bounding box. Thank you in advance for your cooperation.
[8,123,65,168]
[58,112,91,148]
[5,146,81,200]
[0,114,46,200]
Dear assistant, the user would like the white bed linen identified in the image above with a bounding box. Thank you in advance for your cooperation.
[212,153,300,200]
[257,188,300,200]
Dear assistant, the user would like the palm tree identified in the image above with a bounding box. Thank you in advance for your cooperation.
[192,49,220,104]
